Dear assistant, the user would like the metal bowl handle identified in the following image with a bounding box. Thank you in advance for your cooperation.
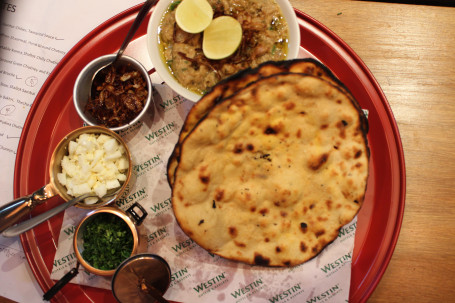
[126,202,148,226]
[0,184,57,234]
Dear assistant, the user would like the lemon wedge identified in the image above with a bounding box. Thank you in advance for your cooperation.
[175,0,213,34]
[202,16,242,60]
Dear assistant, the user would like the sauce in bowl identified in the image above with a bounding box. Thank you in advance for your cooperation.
[157,0,290,95]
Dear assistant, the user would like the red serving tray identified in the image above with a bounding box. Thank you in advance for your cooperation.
[15,4,405,303]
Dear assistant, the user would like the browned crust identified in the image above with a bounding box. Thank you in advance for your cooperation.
[167,58,369,188]
[171,72,370,267]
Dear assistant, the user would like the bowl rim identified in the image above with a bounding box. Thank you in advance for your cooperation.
[48,125,132,209]
[146,0,301,102]
[73,207,139,276]
[73,54,153,132]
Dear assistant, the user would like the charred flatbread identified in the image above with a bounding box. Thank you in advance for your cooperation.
[166,58,364,187]
[171,72,369,266]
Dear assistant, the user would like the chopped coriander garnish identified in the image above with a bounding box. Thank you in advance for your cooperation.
[82,213,133,270]
[169,0,182,11]
[271,44,277,55]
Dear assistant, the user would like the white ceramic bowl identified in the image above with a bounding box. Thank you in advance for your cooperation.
[73,54,153,132]
[146,0,300,102]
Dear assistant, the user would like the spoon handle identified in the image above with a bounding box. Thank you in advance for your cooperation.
[0,184,57,233]
[1,193,92,238]
[115,0,158,61]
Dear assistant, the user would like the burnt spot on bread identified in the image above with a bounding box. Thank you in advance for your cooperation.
[259,208,269,216]
[250,206,256,212]
[326,200,333,210]
[254,253,270,266]
[234,241,246,248]
[260,153,271,161]
[320,124,328,130]
[312,246,318,253]
[276,246,282,253]
[264,237,270,242]
[212,200,216,208]
[264,126,278,135]
[336,120,347,139]
[296,129,302,138]
[234,143,243,154]
[247,144,254,151]
[300,222,308,233]
[309,203,315,210]
[354,150,362,159]
[198,219,204,225]
[199,175,210,184]
[315,230,325,238]
[215,189,224,201]
[300,242,307,252]
[300,111,306,115]
[317,216,328,222]
[280,211,288,217]
[283,101,296,110]
[309,153,329,170]
[333,145,339,150]
[228,227,238,237]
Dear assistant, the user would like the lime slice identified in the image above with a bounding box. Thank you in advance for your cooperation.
[202,16,242,60]
[175,0,213,34]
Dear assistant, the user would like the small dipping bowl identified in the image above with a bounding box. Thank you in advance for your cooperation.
[73,203,148,276]
[50,126,132,210]
[112,254,171,303]
[0,126,132,234]
[73,54,153,132]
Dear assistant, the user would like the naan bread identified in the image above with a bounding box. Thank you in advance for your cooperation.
[166,58,364,187]
[172,72,369,266]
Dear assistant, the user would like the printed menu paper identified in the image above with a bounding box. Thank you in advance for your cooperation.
[50,82,358,303]
[0,1,142,302]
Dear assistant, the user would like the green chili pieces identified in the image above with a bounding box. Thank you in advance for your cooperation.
[82,213,133,270]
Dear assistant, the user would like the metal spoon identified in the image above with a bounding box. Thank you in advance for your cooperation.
[2,189,119,238]
[90,0,157,99]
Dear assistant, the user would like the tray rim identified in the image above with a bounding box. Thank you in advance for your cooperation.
[14,4,406,303]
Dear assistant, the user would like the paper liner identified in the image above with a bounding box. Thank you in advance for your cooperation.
[51,84,357,303]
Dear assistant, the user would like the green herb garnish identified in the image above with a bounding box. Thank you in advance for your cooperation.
[169,0,182,11]
[271,44,277,55]
[82,213,133,270]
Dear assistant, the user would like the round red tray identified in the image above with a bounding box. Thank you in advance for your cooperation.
[15,4,405,303]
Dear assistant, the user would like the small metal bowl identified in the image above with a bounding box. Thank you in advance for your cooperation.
[50,126,133,210]
[0,126,133,235]
[73,204,148,276]
[73,54,153,132]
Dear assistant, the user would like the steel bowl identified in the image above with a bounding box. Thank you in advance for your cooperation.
[73,54,153,132]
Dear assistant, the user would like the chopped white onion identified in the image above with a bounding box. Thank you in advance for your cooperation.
[59,133,128,204]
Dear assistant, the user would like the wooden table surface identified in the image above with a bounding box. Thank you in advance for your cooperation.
[289,0,455,301]
[1,1,454,302]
